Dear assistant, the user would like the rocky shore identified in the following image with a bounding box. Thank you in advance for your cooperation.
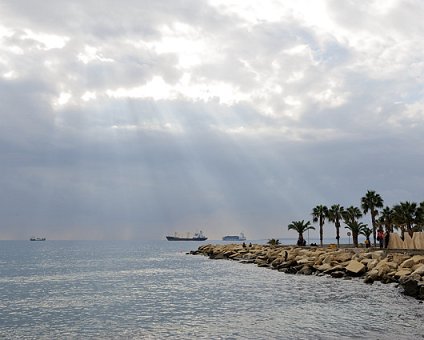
[190,243,424,300]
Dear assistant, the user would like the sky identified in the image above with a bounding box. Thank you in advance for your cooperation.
[1,0,424,241]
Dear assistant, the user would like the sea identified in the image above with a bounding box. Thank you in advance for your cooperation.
[0,240,423,340]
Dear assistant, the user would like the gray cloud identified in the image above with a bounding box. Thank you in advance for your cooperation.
[0,0,423,240]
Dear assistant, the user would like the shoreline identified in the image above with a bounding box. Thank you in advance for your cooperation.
[190,243,424,300]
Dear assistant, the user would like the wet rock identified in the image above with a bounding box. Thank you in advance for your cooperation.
[279,260,297,268]
[363,276,374,284]
[401,278,420,297]
[298,265,314,275]
[331,271,345,278]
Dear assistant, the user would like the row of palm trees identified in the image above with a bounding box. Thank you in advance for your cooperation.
[288,190,424,247]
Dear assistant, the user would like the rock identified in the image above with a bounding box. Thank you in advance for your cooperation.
[315,263,333,272]
[365,269,379,281]
[412,264,424,276]
[381,275,396,284]
[365,259,379,271]
[400,258,415,268]
[279,260,297,269]
[345,260,366,275]
[377,264,392,277]
[371,251,385,260]
[331,271,345,278]
[296,258,315,265]
[411,255,424,265]
[401,278,420,297]
[210,252,226,260]
[395,268,412,278]
[363,276,374,284]
[271,258,282,268]
[419,282,424,300]
[298,265,314,275]
[323,265,345,275]
[334,252,353,263]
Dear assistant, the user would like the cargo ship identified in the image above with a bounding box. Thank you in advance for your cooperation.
[166,231,207,241]
[222,233,246,241]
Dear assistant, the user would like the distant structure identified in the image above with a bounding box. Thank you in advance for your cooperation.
[222,233,246,241]
[30,237,46,241]
[166,231,207,241]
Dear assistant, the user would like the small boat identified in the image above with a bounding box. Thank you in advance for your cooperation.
[166,231,207,241]
[30,237,46,241]
[222,233,246,241]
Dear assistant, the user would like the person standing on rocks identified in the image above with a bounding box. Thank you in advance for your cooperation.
[377,228,384,248]
[384,230,390,248]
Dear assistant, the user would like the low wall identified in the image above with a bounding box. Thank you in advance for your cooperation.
[387,232,424,250]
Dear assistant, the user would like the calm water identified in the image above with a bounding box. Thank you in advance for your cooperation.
[0,240,423,339]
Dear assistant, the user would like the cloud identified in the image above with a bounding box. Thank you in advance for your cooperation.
[0,0,423,240]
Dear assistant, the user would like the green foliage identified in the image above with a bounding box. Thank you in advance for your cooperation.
[267,238,280,246]
[343,206,363,224]
[312,205,328,246]
[288,220,315,238]
[328,204,345,247]
[360,227,372,238]
[361,190,384,246]
[345,221,368,247]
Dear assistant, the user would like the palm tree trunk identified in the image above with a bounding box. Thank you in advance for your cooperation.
[320,220,323,247]
[353,232,359,247]
[336,222,340,247]
[371,210,377,247]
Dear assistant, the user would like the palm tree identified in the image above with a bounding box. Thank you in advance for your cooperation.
[343,206,363,224]
[361,227,372,247]
[312,205,328,247]
[361,190,384,247]
[345,221,368,247]
[393,201,418,238]
[415,202,424,231]
[267,238,280,246]
[378,206,394,233]
[328,204,345,247]
[288,220,315,246]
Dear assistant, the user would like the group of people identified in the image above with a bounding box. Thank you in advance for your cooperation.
[364,228,390,248]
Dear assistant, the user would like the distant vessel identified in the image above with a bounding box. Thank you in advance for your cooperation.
[222,233,246,241]
[166,231,207,241]
[30,237,46,241]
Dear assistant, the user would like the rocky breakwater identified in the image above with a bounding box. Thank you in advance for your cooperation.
[190,244,424,300]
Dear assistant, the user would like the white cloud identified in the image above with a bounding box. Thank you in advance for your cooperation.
[54,92,72,106]
[22,29,69,50]
[77,45,115,64]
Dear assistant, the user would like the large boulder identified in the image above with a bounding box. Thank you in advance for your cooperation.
[411,255,424,265]
[412,264,424,276]
[298,265,314,275]
[315,263,334,272]
[371,251,385,261]
[345,260,366,275]
[334,252,353,263]
[401,277,421,297]
[400,258,415,268]
[366,259,379,270]
[394,268,412,278]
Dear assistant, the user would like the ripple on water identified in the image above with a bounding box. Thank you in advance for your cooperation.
[0,241,423,339]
